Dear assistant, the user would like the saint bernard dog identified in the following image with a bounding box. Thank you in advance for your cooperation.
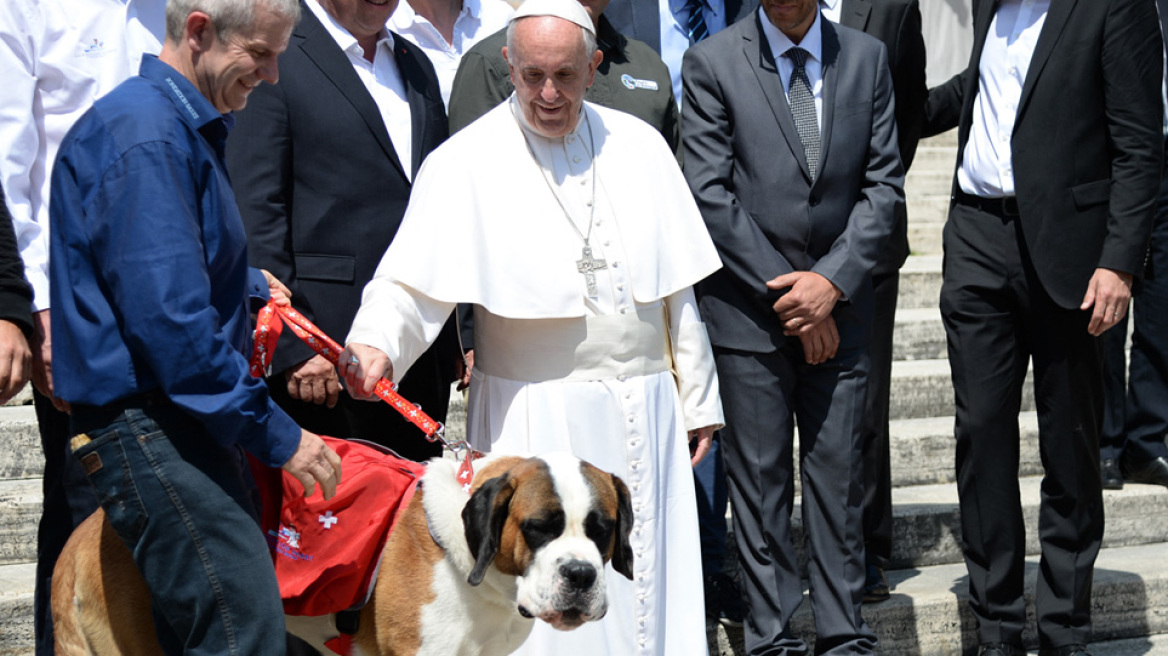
[51,452,634,655]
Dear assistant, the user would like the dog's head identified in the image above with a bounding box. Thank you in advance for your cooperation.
[461,452,633,631]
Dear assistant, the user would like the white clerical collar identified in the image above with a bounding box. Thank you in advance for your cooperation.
[308,0,395,55]
[508,93,591,152]
[759,6,823,63]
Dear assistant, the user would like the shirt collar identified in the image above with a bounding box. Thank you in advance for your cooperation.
[392,0,481,29]
[596,15,621,54]
[819,0,839,13]
[508,94,588,146]
[139,55,225,133]
[759,6,823,65]
[309,0,395,55]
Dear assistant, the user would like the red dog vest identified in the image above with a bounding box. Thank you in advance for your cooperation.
[250,436,427,617]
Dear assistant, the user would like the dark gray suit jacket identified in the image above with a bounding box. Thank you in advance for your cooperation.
[226,3,451,373]
[682,13,904,354]
[840,0,926,275]
[924,0,1163,309]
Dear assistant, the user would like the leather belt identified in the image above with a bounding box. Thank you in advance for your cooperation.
[955,189,1020,217]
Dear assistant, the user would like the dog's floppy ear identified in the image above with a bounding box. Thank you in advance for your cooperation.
[609,473,634,580]
[462,473,515,586]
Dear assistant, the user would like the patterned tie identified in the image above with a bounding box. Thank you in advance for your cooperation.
[785,47,820,181]
[682,0,709,43]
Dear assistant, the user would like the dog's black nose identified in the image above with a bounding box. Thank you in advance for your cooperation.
[560,560,597,590]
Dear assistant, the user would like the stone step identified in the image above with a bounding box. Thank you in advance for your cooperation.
[899,255,943,311]
[0,406,43,480]
[709,541,1168,655]
[888,358,1035,421]
[907,219,945,257]
[893,307,946,361]
[0,562,33,655]
[0,480,40,567]
[907,169,956,199]
[888,412,1041,487]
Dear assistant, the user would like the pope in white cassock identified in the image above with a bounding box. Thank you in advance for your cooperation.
[339,0,723,653]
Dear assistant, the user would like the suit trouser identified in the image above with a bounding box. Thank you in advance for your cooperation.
[716,342,875,656]
[861,272,898,568]
[694,434,730,576]
[1100,172,1168,464]
[33,391,99,656]
[941,201,1104,649]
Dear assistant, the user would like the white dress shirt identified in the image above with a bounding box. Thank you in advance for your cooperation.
[660,0,728,108]
[390,0,514,108]
[308,0,414,180]
[760,7,825,132]
[0,0,164,311]
[958,0,1050,198]
[819,0,842,24]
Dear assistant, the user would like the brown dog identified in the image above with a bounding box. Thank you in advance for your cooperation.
[52,452,634,655]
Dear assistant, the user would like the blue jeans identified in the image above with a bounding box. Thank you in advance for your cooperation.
[70,399,286,656]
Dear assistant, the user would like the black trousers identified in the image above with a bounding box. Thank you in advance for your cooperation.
[941,200,1104,649]
[860,272,898,568]
[1100,173,1168,464]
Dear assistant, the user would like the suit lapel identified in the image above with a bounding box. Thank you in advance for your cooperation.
[395,38,429,180]
[839,0,872,32]
[1017,0,1077,121]
[295,4,409,180]
[817,20,839,188]
[746,14,813,181]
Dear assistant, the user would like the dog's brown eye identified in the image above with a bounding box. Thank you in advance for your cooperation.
[584,511,615,551]
[521,512,566,551]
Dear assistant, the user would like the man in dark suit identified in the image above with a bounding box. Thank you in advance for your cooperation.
[227,0,457,462]
[682,0,903,650]
[1099,0,1168,491]
[923,1,1163,654]
[822,0,927,603]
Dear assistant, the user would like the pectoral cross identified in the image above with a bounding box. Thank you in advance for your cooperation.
[576,245,607,297]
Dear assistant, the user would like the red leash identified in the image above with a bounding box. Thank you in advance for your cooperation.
[251,301,478,488]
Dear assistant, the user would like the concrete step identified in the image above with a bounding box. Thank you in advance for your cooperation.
[708,541,1168,655]
[0,407,44,480]
[0,480,40,567]
[888,358,1035,421]
[0,562,33,656]
[899,255,943,311]
[888,412,1041,487]
[893,307,946,361]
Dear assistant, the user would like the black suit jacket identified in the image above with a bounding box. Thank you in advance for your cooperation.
[606,0,758,52]
[925,0,1163,309]
[226,4,450,373]
[683,15,904,354]
[840,0,925,274]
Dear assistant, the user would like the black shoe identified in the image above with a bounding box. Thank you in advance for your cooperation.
[978,643,1025,656]
[1038,644,1091,656]
[703,572,744,627]
[862,564,890,603]
[1121,455,1168,487]
[1101,458,1124,490]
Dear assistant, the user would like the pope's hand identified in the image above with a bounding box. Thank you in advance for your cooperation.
[688,425,717,467]
[282,429,343,499]
[338,343,393,400]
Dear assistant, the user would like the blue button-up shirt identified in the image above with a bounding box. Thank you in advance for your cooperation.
[49,55,300,467]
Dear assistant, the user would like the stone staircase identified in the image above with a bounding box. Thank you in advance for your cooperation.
[0,132,1165,655]
[702,130,1168,655]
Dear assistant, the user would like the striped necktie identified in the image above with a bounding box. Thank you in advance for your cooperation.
[786,47,820,180]
[682,0,709,43]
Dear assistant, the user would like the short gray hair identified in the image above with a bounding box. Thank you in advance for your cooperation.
[505,16,598,65]
[165,0,300,43]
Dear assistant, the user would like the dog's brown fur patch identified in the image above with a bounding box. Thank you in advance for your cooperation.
[52,510,159,655]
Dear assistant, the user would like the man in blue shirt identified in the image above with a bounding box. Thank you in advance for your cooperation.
[49,0,342,653]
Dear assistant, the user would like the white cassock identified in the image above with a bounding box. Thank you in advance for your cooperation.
[347,96,723,656]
